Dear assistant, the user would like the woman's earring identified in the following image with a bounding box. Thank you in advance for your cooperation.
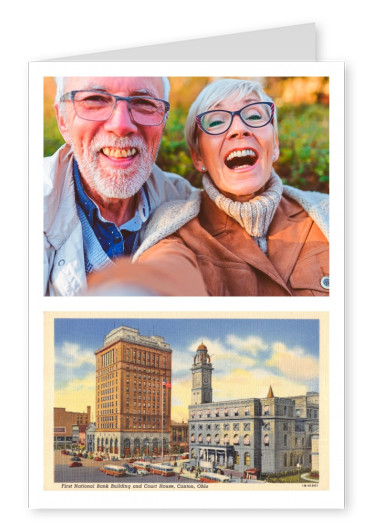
[201,166,206,172]
[272,155,276,161]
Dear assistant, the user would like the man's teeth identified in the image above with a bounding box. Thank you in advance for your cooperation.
[102,147,137,158]
[226,149,256,161]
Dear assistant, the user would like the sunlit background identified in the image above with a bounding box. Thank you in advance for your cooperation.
[44,76,329,193]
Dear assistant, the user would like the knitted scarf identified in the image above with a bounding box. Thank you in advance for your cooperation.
[202,170,283,253]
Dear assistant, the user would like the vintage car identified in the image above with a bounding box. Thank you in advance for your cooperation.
[69,461,83,468]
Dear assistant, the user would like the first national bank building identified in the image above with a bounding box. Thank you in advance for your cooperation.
[188,343,319,475]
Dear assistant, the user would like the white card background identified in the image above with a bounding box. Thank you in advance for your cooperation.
[3,0,373,525]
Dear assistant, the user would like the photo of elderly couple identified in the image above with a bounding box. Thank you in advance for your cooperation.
[43,76,329,297]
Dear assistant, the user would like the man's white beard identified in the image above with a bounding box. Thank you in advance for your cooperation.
[70,133,159,199]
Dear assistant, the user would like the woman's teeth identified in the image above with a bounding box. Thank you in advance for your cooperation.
[226,149,257,161]
[102,147,137,158]
[225,149,258,169]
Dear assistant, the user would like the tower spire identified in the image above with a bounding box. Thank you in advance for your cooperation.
[267,385,275,398]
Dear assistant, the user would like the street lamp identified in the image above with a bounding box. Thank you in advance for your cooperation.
[297,462,302,483]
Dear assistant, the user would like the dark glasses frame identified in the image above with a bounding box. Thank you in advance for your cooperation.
[195,101,275,135]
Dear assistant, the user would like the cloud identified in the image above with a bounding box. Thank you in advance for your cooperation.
[213,368,308,401]
[56,341,96,370]
[266,342,319,381]
[226,334,268,356]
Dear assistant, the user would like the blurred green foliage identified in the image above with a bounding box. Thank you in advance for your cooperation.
[44,95,329,194]
[156,103,329,193]
[275,104,329,193]
[44,114,65,157]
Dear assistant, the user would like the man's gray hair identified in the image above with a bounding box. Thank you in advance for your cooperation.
[185,78,278,154]
[54,76,170,104]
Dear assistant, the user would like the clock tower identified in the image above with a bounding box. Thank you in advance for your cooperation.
[191,343,213,405]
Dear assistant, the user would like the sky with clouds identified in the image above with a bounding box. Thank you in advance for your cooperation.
[54,317,320,422]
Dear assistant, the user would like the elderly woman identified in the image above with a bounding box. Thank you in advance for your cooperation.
[88,79,329,296]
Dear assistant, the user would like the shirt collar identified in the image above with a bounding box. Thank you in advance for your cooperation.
[73,159,150,230]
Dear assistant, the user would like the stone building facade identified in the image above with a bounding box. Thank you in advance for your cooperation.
[171,422,189,454]
[188,344,319,475]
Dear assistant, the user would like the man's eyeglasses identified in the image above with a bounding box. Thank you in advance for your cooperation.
[60,90,170,126]
[196,102,275,135]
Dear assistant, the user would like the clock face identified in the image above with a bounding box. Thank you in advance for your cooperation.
[203,375,209,385]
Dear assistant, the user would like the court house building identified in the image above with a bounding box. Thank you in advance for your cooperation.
[189,343,319,475]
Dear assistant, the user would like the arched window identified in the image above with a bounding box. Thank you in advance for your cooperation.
[191,448,196,458]
[263,435,269,447]
[223,434,229,444]
[290,453,293,466]
[243,434,250,446]
[233,434,239,445]
[284,454,288,467]
[198,434,203,443]
[191,435,195,443]
[206,434,211,443]
[244,453,250,466]
[215,434,220,444]
[234,452,240,464]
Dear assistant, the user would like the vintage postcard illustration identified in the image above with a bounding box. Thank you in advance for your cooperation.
[45,312,329,497]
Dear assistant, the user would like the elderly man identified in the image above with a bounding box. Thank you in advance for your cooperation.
[44,76,197,296]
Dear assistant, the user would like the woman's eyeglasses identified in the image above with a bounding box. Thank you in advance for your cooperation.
[196,102,274,135]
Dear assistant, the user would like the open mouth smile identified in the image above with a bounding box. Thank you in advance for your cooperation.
[224,148,259,170]
[101,147,138,159]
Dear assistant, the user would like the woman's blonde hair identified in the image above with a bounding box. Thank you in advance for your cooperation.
[185,78,278,154]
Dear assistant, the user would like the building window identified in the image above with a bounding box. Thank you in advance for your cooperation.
[233,434,239,445]
[284,454,288,467]
[234,452,240,464]
[284,434,287,446]
[244,453,250,466]
[243,434,250,446]
[263,405,270,416]
[263,435,269,447]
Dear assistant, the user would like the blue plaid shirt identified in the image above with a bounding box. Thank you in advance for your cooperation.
[73,160,150,259]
